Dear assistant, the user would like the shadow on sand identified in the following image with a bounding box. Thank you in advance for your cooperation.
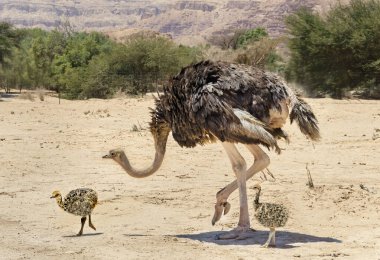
[0,93,19,99]
[123,234,154,237]
[63,232,103,238]
[176,230,341,248]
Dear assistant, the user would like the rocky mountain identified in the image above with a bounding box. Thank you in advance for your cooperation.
[0,0,341,45]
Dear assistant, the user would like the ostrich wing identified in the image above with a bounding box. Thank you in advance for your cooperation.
[231,109,281,153]
[167,60,288,149]
[190,82,280,153]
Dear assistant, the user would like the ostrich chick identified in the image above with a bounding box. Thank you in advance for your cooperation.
[253,184,288,247]
[51,188,98,236]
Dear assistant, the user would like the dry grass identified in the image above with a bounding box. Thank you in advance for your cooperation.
[18,92,35,101]
[36,88,45,101]
[113,88,127,99]
[202,46,237,63]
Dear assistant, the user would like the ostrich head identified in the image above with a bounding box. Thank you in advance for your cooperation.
[102,148,124,161]
[103,100,171,179]
[50,191,61,199]
[51,191,64,209]
[252,183,262,192]
[252,183,262,207]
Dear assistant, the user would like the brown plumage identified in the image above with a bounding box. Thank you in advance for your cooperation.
[151,60,320,150]
[253,184,289,247]
[51,188,98,236]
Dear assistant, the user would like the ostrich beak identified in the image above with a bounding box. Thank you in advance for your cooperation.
[102,154,111,159]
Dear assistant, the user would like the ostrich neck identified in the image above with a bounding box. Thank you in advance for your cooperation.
[56,196,64,210]
[117,128,170,178]
[254,190,261,210]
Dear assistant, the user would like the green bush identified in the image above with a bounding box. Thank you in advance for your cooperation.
[286,0,380,98]
[2,26,202,99]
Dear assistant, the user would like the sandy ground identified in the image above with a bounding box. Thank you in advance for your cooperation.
[0,93,379,260]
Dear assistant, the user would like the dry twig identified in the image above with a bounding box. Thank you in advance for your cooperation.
[306,163,314,189]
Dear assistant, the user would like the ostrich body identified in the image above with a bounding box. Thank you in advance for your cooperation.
[51,188,98,236]
[103,60,319,239]
[253,184,288,247]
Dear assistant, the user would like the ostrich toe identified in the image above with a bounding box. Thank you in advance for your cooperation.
[212,202,231,225]
[215,226,254,240]
[89,223,96,231]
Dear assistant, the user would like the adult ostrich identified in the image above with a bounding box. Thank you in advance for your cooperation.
[103,60,320,240]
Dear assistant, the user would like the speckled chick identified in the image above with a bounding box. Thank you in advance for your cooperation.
[253,184,288,247]
[51,188,98,236]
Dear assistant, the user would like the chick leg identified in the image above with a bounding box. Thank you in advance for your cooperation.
[271,229,276,246]
[262,227,275,248]
[88,215,96,230]
[77,216,86,236]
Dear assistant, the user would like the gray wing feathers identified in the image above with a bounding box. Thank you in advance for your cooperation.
[232,109,281,154]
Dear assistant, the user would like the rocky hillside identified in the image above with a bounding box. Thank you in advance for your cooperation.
[0,0,341,45]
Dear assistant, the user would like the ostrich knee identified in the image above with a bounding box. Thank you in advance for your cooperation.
[257,153,270,169]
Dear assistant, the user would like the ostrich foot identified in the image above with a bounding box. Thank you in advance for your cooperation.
[212,201,231,225]
[261,242,275,248]
[89,223,96,231]
[215,226,254,240]
[261,229,275,247]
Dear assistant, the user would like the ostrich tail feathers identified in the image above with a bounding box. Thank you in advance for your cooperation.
[290,99,321,141]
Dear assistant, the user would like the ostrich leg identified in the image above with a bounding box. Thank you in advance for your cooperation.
[216,142,251,240]
[262,227,276,248]
[88,215,96,230]
[212,144,269,226]
[78,217,86,236]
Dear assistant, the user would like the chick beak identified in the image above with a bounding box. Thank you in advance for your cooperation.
[50,196,55,199]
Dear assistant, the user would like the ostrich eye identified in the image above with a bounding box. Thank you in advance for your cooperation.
[111,152,115,156]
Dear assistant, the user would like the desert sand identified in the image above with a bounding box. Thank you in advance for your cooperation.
[0,93,379,259]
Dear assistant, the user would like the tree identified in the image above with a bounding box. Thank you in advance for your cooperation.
[30,36,51,88]
[80,48,127,99]
[0,22,20,65]
[235,37,284,71]
[286,1,380,98]
[0,22,22,93]
[208,29,247,50]
[51,31,115,98]
[236,27,268,48]
[2,27,201,99]
[1,47,31,92]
